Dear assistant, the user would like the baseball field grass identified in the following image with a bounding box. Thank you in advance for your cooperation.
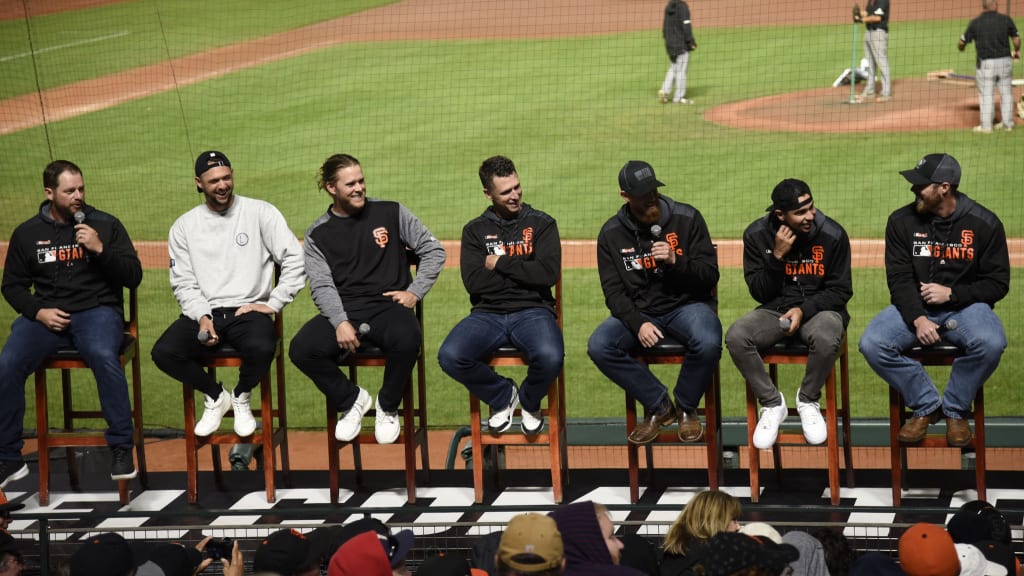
[0,1,1020,429]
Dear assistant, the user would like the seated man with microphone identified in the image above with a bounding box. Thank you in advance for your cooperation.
[0,160,142,483]
[725,178,852,449]
[151,151,306,438]
[859,153,1009,447]
[588,160,721,444]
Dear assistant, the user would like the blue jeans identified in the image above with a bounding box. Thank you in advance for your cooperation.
[587,302,722,412]
[438,307,564,412]
[859,304,1006,418]
[0,306,133,460]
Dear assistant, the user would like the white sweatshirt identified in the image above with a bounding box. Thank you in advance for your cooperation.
[168,195,305,320]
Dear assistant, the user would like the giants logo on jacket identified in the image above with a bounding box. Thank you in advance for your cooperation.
[37,243,87,265]
[373,227,389,248]
[485,227,535,257]
[911,229,975,261]
[783,245,825,277]
[620,246,659,272]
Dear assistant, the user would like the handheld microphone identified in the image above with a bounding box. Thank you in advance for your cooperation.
[779,317,792,331]
[650,224,662,240]
[198,329,210,343]
[358,323,371,336]
[938,319,958,333]
[73,211,86,224]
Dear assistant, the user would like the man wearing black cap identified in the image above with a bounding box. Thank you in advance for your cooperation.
[860,153,1009,447]
[958,0,1020,133]
[588,160,721,444]
[726,178,852,449]
[151,151,305,438]
[1,160,142,484]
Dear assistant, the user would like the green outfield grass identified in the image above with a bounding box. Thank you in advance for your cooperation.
[1,4,1020,432]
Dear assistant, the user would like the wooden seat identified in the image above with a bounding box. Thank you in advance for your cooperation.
[33,288,147,506]
[327,299,429,504]
[468,277,567,504]
[889,342,985,506]
[745,333,853,506]
[626,337,723,504]
[183,310,289,504]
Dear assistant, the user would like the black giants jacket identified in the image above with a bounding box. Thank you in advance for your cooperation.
[742,210,853,325]
[663,0,696,59]
[885,191,1010,327]
[2,202,142,320]
[596,194,718,335]
[460,204,560,315]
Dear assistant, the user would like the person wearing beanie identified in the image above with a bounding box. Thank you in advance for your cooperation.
[151,150,306,438]
[548,501,644,575]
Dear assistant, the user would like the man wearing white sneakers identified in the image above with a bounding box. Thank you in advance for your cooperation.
[725,179,852,449]
[152,151,305,438]
[437,155,563,435]
[289,153,445,444]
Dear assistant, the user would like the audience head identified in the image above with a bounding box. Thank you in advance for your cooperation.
[135,543,202,576]
[898,523,959,576]
[807,527,858,576]
[782,531,829,576]
[0,532,24,576]
[663,490,742,555]
[497,513,565,576]
[947,501,1011,546]
[70,533,135,576]
[253,528,329,576]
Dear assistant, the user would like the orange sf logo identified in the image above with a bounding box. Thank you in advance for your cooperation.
[522,227,533,243]
[666,232,683,255]
[373,227,389,248]
[812,245,824,262]
[961,230,973,247]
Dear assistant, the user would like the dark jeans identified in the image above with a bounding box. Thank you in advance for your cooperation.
[0,306,133,460]
[151,310,277,399]
[726,309,845,406]
[587,302,722,413]
[438,307,564,412]
[289,303,420,413]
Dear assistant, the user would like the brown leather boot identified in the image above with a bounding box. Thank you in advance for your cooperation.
[677,409,705,443]
[897,408,941,443]
[945,417,973,447]
[628,398,674,445]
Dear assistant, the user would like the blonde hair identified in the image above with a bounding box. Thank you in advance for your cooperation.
[662,491,742,555]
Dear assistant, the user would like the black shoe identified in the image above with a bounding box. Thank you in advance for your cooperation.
[0,458,29,489]
[110,446,137,480]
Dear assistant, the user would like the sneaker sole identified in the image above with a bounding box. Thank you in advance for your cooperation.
[111,469,139,481]
[0,463,29,488]
[521,417,545,435]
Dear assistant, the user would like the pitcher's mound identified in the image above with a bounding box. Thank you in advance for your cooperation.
[705,78,1019,133]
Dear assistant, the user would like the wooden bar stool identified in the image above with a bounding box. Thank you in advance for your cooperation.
[626,337,723,504]
[468,277,567,504]
[889,342,985,506]
[33,288,146,506]
[327,299,429,504]
[745,334,853,506]
[183,310,289,504]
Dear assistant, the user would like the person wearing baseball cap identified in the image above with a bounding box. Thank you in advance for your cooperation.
[860,153,1009,449]
[497,513,566,575]
[958,0,1021,133]
[898,523,960,576]
[726,178,852,450]
[589,160,721,445]
[151,150,306,439]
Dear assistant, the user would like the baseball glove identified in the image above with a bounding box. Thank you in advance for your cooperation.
[852,3,862,22]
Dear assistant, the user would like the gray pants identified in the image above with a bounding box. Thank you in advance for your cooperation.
[862,29,890,97]
[976,57,1014,130]
[725,309,845,407]
[661,52,690,102]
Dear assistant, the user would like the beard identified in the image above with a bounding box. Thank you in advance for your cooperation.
[634,201,661,226]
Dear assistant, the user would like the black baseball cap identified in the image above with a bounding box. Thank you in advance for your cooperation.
[900,153,961,186]
[618,160,665,197]
[766,178,813,212]
[195,151,231,178]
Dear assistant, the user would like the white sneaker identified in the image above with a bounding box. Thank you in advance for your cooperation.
[232,392,257,437]
[521,409,544,434]
[487,386,519,433]
[658,90,669,104]
[752,392,787,450]
[194,388,230,437]
[374,396,401,444]
[335,387,372,442]
[796,393,827,445]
